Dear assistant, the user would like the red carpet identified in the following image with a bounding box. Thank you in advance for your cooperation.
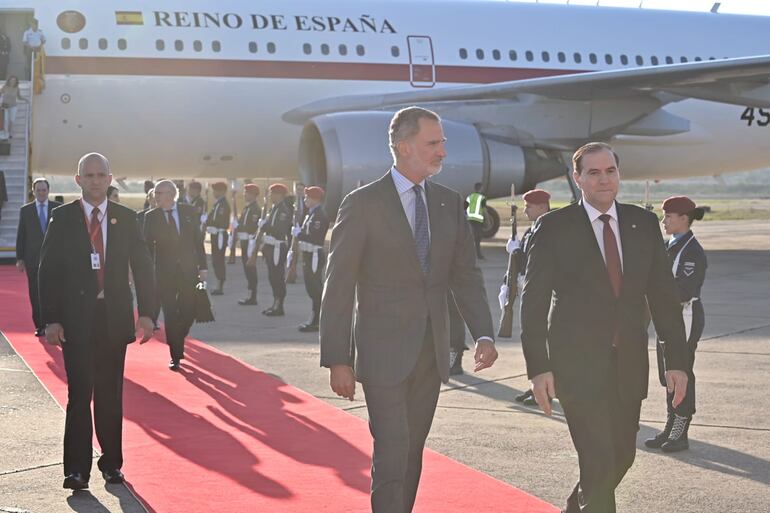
[0,267,557,513]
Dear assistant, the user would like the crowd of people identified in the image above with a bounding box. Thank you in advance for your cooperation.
[13,106,708,513]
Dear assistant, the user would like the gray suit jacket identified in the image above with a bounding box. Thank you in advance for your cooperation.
[320,172,494,386]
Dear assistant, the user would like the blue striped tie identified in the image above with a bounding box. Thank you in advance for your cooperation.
[38,203,46,233]
[413,185,429,274]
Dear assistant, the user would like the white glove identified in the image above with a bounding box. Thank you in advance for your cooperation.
[258,218,267,228]
[506,238,520,254]
[200,214,208,224]
[498,284,510,311]
[291,225,302,237]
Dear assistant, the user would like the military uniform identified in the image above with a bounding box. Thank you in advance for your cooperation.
[236,199,262,304]
[296,204,329,331]
[206,195,231,293]
[262,197,293,314]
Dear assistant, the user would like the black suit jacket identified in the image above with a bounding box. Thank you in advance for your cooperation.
[38,200,155,345]
[143,203,207,287]
[16,200,61,266]
[521,201,688,403]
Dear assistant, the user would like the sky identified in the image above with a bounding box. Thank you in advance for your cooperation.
[501,0,770,16]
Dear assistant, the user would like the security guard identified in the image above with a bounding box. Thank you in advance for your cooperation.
[501,188,551,402]
[205,182,231,295]
[261,183,293,316]
[292,186,329,332]
[236,184,262,305]
[465,182,487,260]
[646,196,707,453]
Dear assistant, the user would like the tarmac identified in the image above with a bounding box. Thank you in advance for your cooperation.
[1,219,768,513]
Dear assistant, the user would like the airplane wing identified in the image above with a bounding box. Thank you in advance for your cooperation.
[283,55,770,134]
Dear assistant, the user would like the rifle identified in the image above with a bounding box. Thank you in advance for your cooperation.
[246,185,272,267]
[227,185,238,264]
[497,184,521,338]
[286,190,302,284]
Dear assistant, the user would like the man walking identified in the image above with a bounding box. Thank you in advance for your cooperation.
[320,106,498,513]
[520,142,689,513]
[143,180,207,371]
[16,178,60,336]
[38,153,155,490]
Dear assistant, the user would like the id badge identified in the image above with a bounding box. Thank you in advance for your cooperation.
[91,252,101,270]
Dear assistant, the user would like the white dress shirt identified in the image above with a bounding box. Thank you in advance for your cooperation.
[582,199,623,272]
[22,28,45,48]
[390,167,430,240]
[81,198,108,259]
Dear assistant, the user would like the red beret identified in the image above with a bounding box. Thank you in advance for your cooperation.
[523,189,551,204]
[305,186,325,200]
[211,182,227,192]
[269,183,288,194]
[244,183,260,195]
[662,196,696,214]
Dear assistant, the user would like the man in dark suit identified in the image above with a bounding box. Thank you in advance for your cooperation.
[320,107,498,513]
[143,180,207,371]
[520,142,689,513]
[16,178,61,336]
[204,182,230,295]
[38,153,155,490]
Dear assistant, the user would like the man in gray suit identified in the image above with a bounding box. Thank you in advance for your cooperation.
[320,106,498,513]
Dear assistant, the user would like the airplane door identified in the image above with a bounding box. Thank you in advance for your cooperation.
[407,36,435,88]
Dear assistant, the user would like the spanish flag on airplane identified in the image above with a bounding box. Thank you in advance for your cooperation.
[115,11,144,25]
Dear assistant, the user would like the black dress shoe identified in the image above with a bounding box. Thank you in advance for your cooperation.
[34,328,44,337]
[63,473,89,490]
[298,323,319,332]
[238,297,257,305]
[102,469,125,484]
[264,307,284,316]
[210,289,224,296]
[169,359,181,371]
[515,389,534,403]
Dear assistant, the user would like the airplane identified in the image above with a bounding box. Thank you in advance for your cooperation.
[3,0,770,243]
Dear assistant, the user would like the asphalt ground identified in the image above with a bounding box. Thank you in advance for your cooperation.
[1,220,768,513]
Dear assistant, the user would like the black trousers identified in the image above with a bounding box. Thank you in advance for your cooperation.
[560,351,642,513]
[657,302,704,417]
[61,301,127,477]
[240,241,258,292]
[470,221,483,257]
[362,327,441,513]
[25,263,41,330]
[210,232,228,285]
[263,243,288,300]
[159,270,196,361]
[301,250,325,321]
[447,292,467,353]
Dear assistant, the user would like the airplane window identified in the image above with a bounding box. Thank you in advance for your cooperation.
[525,50,534,62]
[303,43,312,55]
[509,50,517,61]
[117,38,127,51]
[651,56,659,65]
[267,42,276,54]
[680,56,688,63]
[557,51,565,63]
[249,42,257,54]
[356,45,365,56]
[194,40,203,52]
[79,38,88,50]
[476,49,484,60]
[605,54,613,65]
[573,52,582,64]
[635,55,643,65]
[61,37,71,50]
[98,38,107,50]
[338,44,347,56]
[665,56,673,64]
[620,54,628,65]
[459,48,468,60]
[589,53,597,64]
[175,40,184,52]
[709,56,716,60]
[541,51,550,62]
[212,41,222,53]
[321,44,330,55]
[391,46,400,57]
[492,49,501,61]
[156,39,165,51]
[694,56,702,61]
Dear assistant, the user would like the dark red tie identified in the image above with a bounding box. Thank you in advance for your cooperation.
[599,214,622,298]
[166,210,179,237]
[91,207,105,294]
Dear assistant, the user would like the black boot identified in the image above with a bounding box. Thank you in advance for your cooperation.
[299,312,319,332]
[645,412,675,448]
[661,414,691,453]
[262,299,277,315]
[449,350,464,375]
[239,290,257,305]
[265,299,285,316]
[211,282,224,296]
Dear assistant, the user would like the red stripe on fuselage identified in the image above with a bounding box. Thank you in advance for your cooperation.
[45,56,586,83]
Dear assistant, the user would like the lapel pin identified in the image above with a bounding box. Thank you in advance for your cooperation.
[631,224,636,229]
[111,218,117,225]
[440,202,445,207]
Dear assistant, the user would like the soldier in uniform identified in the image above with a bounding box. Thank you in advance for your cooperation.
[261,183,293,316]
[292,186,329,332]
[645,196,707,453]
[205,182,231,295]
[236,184,262,305]
[503,189,551,404]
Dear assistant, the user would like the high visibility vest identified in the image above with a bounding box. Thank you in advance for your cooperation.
[466,192,485,223]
